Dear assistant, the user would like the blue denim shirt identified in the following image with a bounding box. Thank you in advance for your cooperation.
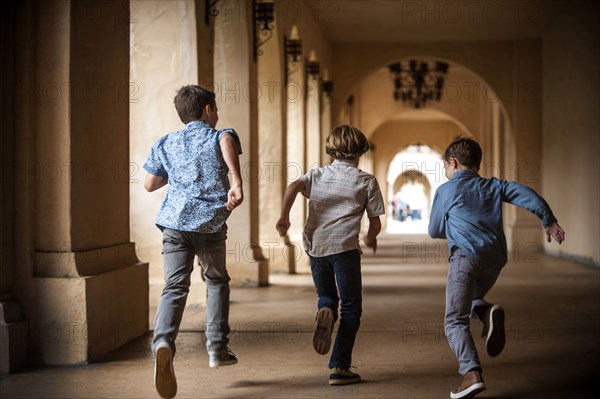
[428,170,557,268]
[143,120,242,233]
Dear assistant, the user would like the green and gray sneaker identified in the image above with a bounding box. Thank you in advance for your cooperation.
[329,368,361,385]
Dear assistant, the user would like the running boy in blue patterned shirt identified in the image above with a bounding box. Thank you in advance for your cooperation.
[143,85,243,399]
[276,124,385,386]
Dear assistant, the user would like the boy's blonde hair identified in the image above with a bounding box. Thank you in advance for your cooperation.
[325,124,370,160]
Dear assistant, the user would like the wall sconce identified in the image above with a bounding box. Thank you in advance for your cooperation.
[204,0,221,25]
[305,50,320,78]
[284,26,302,85]
[388,60,449,108]
[253,0,275,62]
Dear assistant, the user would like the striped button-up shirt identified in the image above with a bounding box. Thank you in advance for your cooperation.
[300,159,385,257]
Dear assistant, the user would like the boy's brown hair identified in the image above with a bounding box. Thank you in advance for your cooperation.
[325,124,370,161]
[443,136,482,169]
[174,85,216,124]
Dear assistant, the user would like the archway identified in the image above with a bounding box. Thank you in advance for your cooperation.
[386,144,444,234]
[337,57,525,241]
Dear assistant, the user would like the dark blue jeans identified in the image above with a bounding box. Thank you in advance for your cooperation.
[310,249,362,369]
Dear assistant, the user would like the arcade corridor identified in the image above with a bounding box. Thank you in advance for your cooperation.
[1,1,599,398]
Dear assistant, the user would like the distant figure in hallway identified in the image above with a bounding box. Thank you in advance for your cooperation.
[428,136,565,399]
[276,125,385,386]
[143,85,244,398]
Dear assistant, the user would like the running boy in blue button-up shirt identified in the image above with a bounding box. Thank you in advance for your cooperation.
[429,136,565,399]
[144,85,243,399]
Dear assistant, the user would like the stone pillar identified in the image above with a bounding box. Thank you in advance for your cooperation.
[257,19,296,274]
[506,40,543,249]
[196,0,215,86]
[214,0,268,286]
[0,1,28,374]
[305,72,321,169]
[320,76,332,167]
[130,1,207,307]
[284,27,309,273]
[25,0,148,365]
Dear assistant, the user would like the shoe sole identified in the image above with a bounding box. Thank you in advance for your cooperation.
[486,305,505,357]
[450,383,486,399]
[155,346,177,399]
[329,376,361,385]
[209,358,238,369]
[313,307,334,355]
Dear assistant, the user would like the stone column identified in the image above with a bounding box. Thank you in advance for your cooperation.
[285,43,309,273]
[214,0,268,286]
[130,1,207,308]
[0,1,28,374]
[320,73,332,167]
[305,70,321,170]
[21,0,148,365]
[257,19,296,274]
[506,40,543,249]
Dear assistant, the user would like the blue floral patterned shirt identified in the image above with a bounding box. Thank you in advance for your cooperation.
[143,120,242,232]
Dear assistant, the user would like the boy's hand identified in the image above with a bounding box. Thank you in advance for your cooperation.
[363,236,377,254]
[226,185,243,211]
[545,222,565,244]
[276,217,290,237]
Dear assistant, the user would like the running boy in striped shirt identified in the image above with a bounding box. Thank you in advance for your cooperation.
[276,124,385,385]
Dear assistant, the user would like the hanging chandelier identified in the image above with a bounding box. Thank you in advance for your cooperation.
[388,60,449,109]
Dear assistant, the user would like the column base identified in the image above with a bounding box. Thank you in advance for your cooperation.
[261,241,298,274]
[31,261,148,365]
[507,219,543,252]
[227,242,269,287]
[0,299,28,374]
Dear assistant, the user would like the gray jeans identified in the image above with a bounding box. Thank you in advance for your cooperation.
[445,249,502,375]
[152,226,230,356]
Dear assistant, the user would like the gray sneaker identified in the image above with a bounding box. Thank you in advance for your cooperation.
[208,347,238,368]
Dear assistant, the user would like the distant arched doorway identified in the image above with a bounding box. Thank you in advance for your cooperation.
[387,144,443,233]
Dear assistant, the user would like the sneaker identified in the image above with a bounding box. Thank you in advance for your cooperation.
[329,368,361,385]
[208,347,238,368]
[154,342,177,399]
[482,304,505,357]
[450,370,486,399]
[313,307,334,355]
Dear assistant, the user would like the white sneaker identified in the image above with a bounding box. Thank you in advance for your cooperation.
[154,342,177,398]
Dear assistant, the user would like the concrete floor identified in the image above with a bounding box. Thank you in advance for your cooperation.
[1,234,599,399]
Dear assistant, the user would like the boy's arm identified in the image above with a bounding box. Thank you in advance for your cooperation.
[363,216,381,253]
[501,181,556,225]
[428,191,446,238]
[501,180,565,244]
[144,173,168,192]
[219,133,243,211]
[276,179,307,237]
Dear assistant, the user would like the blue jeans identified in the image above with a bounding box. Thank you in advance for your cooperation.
[310,249,362,369]
[152,226,230,356]
[445,249,502,375]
